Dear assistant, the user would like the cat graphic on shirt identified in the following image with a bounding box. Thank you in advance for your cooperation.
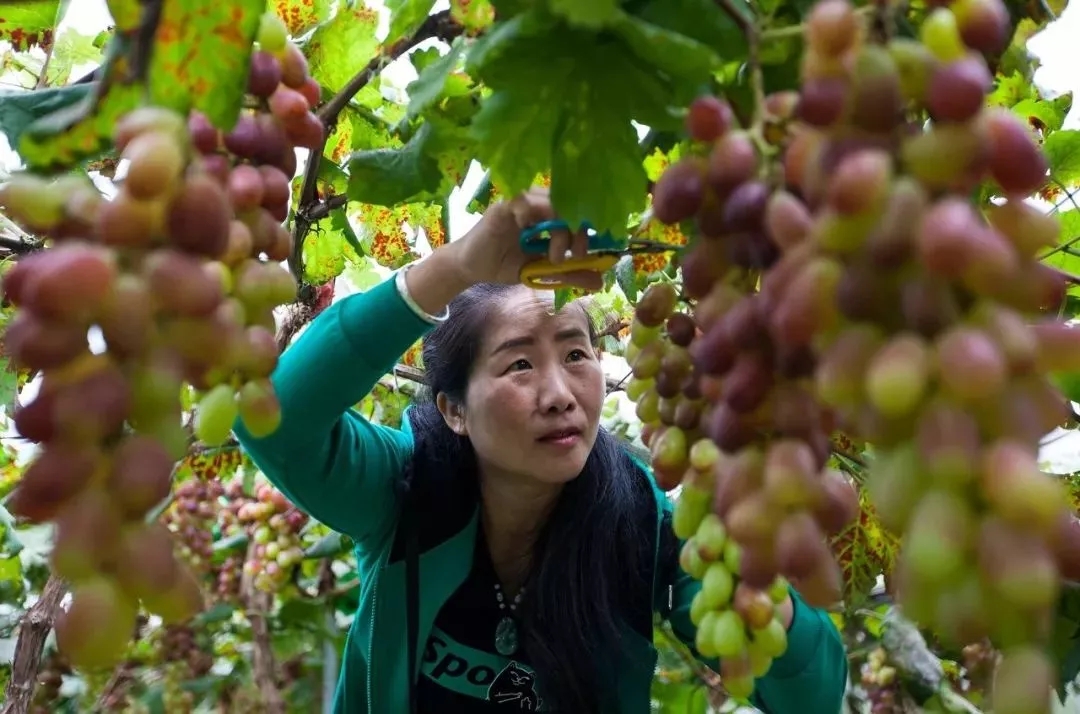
[487,661,543,710]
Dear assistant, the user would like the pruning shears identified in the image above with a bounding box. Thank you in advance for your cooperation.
[517,219,679,289]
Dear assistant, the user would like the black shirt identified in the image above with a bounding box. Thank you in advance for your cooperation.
[416,525,545,712]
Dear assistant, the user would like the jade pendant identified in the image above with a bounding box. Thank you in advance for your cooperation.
[495,616,518,656]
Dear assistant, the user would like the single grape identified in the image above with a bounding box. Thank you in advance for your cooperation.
[257,12,289,54]
[796,78,848,128]
[652,158,706,224]
[238,378,282,437]
[194,384,239,446]
[979,108,1049,197]
[248,50,283,98]
[952,0,1010,54]
[686,96,734,142]
[165,173,232,258]
[707,132,759,196]
[926,56,992,123]
[805,0,859,57]
[123,130,185,200]
[55,578,140,670]
[920,7,967,61]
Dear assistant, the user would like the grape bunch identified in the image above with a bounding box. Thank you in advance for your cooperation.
[859,647,901,714]
[634,0,1080,706]
[236,482,308,593]
[780,0,1078,702]
[648,91,863,601]
[0,11,305,670]
[625,281,851,701]
[154,624,212,713]
[161,478,225,580]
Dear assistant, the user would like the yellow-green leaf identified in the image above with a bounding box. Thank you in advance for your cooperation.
[451,0,495,32]
[830,488,898,608]
[146,0,265,131]
[16,40,142,172]
[0,0,59,51]
[106,0,143,32]
[273,0,332,37]
[306,6,381,95]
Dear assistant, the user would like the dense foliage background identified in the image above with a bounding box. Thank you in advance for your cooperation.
[0,0,1079,712]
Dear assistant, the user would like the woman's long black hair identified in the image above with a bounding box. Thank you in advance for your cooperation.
[405,283,660,712]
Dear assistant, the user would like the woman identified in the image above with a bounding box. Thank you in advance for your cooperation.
[235,188,848,713]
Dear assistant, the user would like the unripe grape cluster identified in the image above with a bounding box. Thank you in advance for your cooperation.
[859,648,900,714]
[0,12,307,671]
[637,0,1080,710]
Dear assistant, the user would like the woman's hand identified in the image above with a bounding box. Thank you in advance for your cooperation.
[449,187,605,290]
[403,188,604,317]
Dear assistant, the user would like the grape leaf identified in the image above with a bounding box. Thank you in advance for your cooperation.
[1045,129,1080,188]
[1040,208,1080,291]
[0,83,93,151]
[356,203,426,269]
[306,5,381,95]
[46,28,104,86]
[145,0,265,131]
[550,91,646,236]
[469,17,681,233]
[16,38,142,172]
[273,0,332,37]
[386,0,437,45]
[346,119,473,206]
[547,0,621,28]
[105,0,142,32]
[1051,585,1080,702]
[469,88,563,199]
[0,0,60,51]
[608,11,722,83]
[630,0,747,61]
[1011,94,1073,134]
[295,195,364,284]
[830,489,896,608]
[406,38,468,120]
[451,0,495,32]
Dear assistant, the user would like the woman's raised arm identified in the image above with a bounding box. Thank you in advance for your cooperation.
[233,237,475,542]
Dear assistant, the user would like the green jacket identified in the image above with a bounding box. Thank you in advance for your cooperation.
[234,275,848,714]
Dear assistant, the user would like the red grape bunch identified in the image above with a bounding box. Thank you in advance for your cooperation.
[214,480,250,602]
[625,281,849,702]
[652,93,863,603]
[236,482,308,593]
[762,0,1080,710]
[161,478,225,580]
[154,624,214,713]
[0,10,304,671]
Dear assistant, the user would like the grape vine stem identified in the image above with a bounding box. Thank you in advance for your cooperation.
[713,0,765,129]
[288,11,464,289]
[1,575,67,714]
[240,540,286,714]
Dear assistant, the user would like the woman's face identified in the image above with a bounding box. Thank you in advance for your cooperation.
[441,287,606,487]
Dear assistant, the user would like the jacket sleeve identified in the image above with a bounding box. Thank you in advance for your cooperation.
[233,275,433,546]
[664,539,848,714]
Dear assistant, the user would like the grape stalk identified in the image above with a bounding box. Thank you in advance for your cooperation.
[0,12,310,671]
